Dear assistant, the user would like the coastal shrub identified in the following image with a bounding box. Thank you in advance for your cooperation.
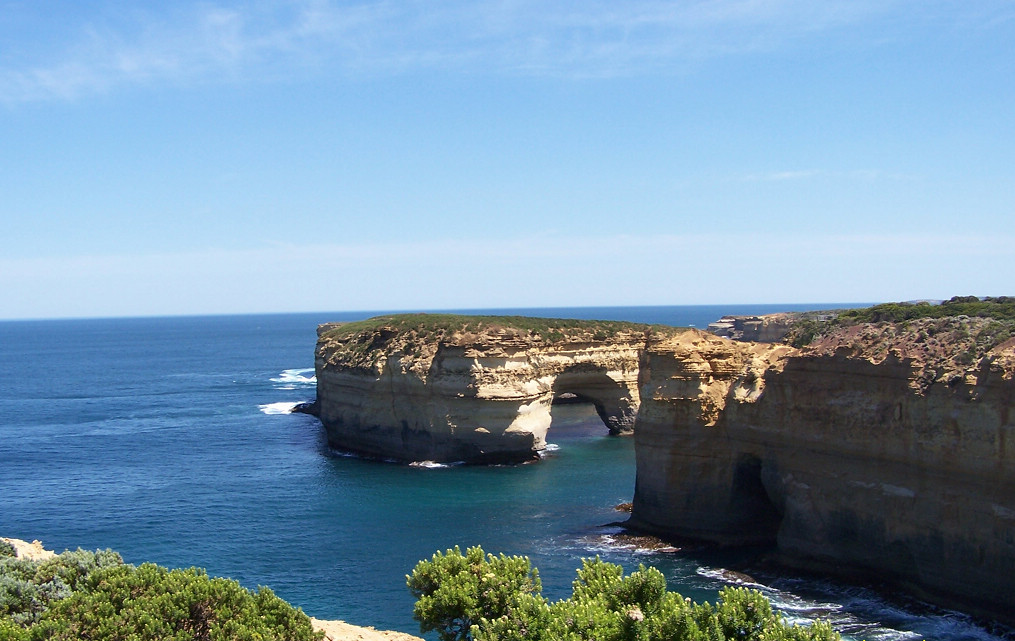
[408,546,840,641]
[0,558,44,626]
[33,548,123,593]
[30,562,324,641]
[0,617,27,641]
[0,543,14,559]
[407,545,543,641]
[0,549,123,626]
[837,296,1015,324]
[0,547,322,641]
[784,296,1015,347]
[320,314,658,357]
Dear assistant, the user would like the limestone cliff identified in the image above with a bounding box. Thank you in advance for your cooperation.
[311,310,1015,621]
[630,316,1015,622]
[313,314,651,463]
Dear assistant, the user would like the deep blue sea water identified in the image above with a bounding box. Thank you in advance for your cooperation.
[1,305,1009,641]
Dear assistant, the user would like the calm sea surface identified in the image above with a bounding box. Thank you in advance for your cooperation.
[0,306,1008,641]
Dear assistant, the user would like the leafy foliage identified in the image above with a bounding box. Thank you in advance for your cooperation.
[0,548,123,626]
[0,543,15,559]
[786,296,1015,348]
[837,296,1015,324]
[0,548,322,641]
[409,546,840,641]
[407,545,543,641]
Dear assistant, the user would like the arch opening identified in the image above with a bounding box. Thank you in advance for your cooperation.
[548,369,639,437]
[548,393,610,440]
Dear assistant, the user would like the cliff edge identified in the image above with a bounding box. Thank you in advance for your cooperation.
[310,304,1015,622]
[313,314,655,463]
[632,312,1015,623]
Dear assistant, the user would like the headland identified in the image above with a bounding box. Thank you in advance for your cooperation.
[306,299,1015,623]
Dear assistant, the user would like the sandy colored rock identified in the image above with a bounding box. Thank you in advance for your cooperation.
[630,322,1015,624]
[314,317,651,463]
[2,537,57,561]
[311,618,423,641]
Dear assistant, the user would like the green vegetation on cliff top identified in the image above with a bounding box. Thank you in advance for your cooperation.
[838,296,1015,323]
[787,296,1015,349]
[320,313,661,345]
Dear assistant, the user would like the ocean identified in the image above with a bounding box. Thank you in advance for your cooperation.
[0,306,1009,641]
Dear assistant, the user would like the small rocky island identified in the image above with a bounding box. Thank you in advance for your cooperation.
[304,299,1015,624]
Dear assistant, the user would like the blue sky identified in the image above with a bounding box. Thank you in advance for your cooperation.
[2,1,1013,319]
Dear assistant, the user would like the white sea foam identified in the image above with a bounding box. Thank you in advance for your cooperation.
[258,401,300,415]
[692,566,1002,641]
[410,460,464,469]
[410,460,448,469]
[696,566,767,590]
[537,443,561,459]
[271,368,316,389]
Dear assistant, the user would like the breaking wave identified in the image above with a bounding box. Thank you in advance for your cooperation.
[271,368,316,390]
[259,401,300,415]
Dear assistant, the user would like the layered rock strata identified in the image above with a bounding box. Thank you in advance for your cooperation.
[313,316,648,463]
[630,318,1015,623]
[312,313,1015,621]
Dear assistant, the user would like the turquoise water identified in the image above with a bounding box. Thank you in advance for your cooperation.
[0,307,1008,640]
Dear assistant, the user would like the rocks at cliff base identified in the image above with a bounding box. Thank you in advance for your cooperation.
[291,400,319,416]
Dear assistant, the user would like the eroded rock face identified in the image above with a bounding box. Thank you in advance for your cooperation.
[314,319,646,463]
[313,313,1015,621]
[630,320,1015,622]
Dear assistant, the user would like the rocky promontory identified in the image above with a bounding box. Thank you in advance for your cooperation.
[633,302,1015,623]
[309,301,1015,622]
[312,314,651,463]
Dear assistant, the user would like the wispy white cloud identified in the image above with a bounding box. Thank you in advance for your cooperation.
[0,0,908,103]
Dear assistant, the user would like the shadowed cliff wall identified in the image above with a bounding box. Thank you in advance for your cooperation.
[629,324,1015,623]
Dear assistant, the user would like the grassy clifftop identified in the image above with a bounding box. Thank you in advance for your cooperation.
[320,313,655,343]
[315,313,678,369]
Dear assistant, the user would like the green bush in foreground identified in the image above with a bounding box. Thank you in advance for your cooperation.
[0,548,124,627]
[408,546,839,641]
[0,548,322,641]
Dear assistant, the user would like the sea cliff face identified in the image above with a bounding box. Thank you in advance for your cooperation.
[313,316,647,463]
[631,317,1015,622]
[312,312,1015,621]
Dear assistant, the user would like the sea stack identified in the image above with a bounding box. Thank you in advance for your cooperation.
[313,314,647,464]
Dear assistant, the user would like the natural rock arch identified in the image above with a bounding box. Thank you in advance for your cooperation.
[549,367,639,435]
